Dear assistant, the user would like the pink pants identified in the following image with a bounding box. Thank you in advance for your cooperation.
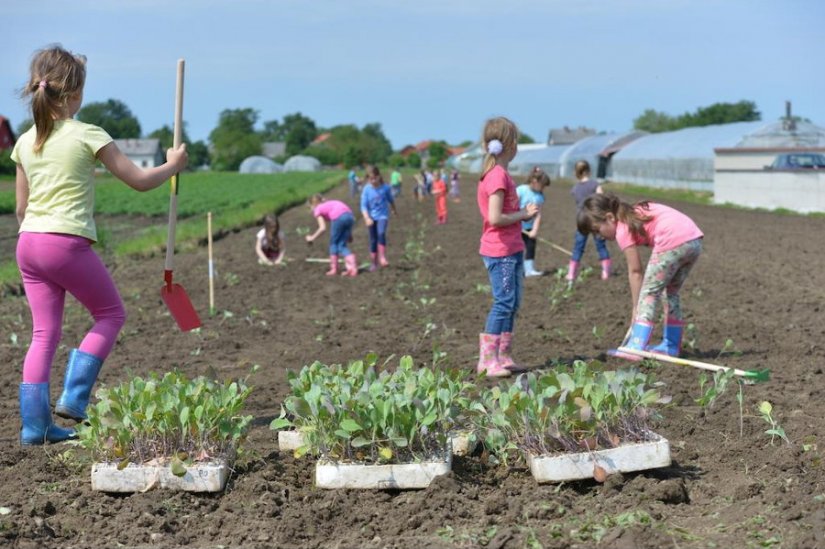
[16,232,126,383]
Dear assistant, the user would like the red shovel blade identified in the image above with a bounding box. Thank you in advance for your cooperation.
[161,279,201,332]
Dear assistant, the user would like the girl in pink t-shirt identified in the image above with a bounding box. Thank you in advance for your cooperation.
[577,193,703,360]
[306,194,358,277]
[475,117,539,377]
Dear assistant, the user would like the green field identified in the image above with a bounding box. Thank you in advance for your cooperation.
[0,170,345,290]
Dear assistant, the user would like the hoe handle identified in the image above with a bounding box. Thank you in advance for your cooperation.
[165,59,185,272]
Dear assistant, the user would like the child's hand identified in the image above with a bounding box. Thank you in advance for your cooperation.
[166,144,188,171]
[524,203,540,219]
[365,217,374,227]
[305,235,314,244]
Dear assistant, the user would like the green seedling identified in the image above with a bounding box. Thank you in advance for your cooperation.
[695,369,735,408]
[757,401,789,445]
[592,325,604,343]
[475,283,491,294]
[717,338,742,358]
[75,368,255,470]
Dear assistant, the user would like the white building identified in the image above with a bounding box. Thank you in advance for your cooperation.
[114,139,163,168]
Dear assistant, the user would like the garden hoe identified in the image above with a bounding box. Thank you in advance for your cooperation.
[617,347,770,383]
[535,236,573,257]
[160,59,201,331]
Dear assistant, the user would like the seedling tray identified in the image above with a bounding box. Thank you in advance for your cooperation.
[527,432,670,483]
[91,459,229,493]
[279,429,475,457]
[315,452,451,489]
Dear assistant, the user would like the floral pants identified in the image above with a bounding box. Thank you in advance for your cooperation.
[635,238,703,323]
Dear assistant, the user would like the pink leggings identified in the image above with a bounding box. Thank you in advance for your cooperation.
[16,232,126,383]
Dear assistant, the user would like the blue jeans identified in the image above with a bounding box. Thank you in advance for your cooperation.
[368,218,389,253]
[482,252,524,334]
[329,213,354,256]
[572,230,609,262]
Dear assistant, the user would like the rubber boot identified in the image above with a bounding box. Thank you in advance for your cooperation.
[647,318,685,357]
[498,332,525,371]
[342,254,359,277]
[565,259,579,283]
[326,255,339,276]
[608,321,653,362]
[55,348,103,421]
[477,333,510,377]
[600,258,612,280]
[20,383,75,445]
[377,244,389,267]
[369,252,378,272]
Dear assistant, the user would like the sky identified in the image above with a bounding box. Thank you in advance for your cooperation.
[3,0,824,150]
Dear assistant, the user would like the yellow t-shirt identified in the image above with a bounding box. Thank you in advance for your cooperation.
[11,119,113,242]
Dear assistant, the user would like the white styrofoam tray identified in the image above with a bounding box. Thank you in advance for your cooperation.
[91,459,229,493]
[527,432,670,483]
[315,453,451,489]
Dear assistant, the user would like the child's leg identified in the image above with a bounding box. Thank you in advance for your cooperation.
[594,235,610,260]
[662,239,703,321]
[17,233,126,379]
[567,231,587,281]
[483,254,520,334]
[368,223,379,254]
[376,219,389,266]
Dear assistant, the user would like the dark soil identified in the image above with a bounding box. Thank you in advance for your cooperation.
[1,178,824,549]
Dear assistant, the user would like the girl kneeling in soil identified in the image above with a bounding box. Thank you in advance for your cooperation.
[476,117,539,377]
[306,194,358,276]
[255,213,285,266]
[577,193,703,359]
[360,165,397,271]
[12,46,188,445]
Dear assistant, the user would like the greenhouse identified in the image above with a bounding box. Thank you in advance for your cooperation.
[609,121,766,190]
[283,155,322,172]
[238,156,283,174]
[509,144,571,178]
[558,132,644,180]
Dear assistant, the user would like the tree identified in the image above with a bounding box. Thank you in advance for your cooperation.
[633,109,678,133]
[518,133,536,144]
[301,122,393,168]
[148,124,209,168]
[77,99,141,138]
[406,152,421,168]
[16,118,33,136]
[634,101,761,133]
[208,108,262,171]
[260,119,285,142]
[281,112,318,156]
[427,140,450,167]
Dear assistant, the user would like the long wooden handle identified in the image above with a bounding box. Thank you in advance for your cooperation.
[617,347,749,376]
[207,211,214,315]
[536,236,573,257]
[164,59,185,273]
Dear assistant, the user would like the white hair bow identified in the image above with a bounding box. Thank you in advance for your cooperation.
[487,139,503,156]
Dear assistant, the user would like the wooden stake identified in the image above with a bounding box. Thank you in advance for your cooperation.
[207,212,215,316]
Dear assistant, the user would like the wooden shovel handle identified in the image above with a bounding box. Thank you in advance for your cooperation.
[165,59,185,272]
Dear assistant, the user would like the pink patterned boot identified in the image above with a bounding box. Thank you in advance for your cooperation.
[498,332,525,371]
[477,334,511,377]
[326,255,339,276]
[600,259,612,280]
[377,244,389,267]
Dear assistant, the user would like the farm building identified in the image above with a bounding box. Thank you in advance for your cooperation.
[114,139,163,168]
[0,116,15,150]
[261,141,286,159]
[713,119,825,213]
[283,155,321,172]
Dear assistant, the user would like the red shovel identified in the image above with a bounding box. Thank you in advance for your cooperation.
[160,59,201,331]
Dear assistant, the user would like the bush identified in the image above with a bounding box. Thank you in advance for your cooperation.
[406,152,421,169]
[0,150,15,176]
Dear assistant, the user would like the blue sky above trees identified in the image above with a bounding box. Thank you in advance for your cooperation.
[3,0,823,148]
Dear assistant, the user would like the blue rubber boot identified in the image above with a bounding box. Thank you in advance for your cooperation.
[20,383,76,445]
[648,319,685,357]
[608,321,654,362]
[55,348,103,421]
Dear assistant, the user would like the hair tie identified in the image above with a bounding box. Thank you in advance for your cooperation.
[487,139,503,156]
[38,79,47,90]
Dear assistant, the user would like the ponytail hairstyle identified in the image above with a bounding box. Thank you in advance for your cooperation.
[22,45,87,154]
[263,214,280,253]
[480,116,519,178]
[530,169,551,188]
[577,192,652,240]
[574,160,591,180]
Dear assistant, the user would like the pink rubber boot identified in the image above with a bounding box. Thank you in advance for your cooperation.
[477,334,511,377]
[342,254,358,277]
[566,259,579,283]
[377,244,389,267]
[369,252,378,272]
[326,255,339,276]
[600,259,612,280]
[498,332,524,371]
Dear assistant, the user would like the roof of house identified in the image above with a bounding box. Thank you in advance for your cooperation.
[311,133,331,145]
[114,138,161,156]
[548,126,597,145]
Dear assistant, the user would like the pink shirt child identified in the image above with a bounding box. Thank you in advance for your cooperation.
[477,165,525,257]
[615,203,703,253]
[313,200,352,221]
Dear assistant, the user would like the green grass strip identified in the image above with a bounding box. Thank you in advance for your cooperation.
[0,170,344,292]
